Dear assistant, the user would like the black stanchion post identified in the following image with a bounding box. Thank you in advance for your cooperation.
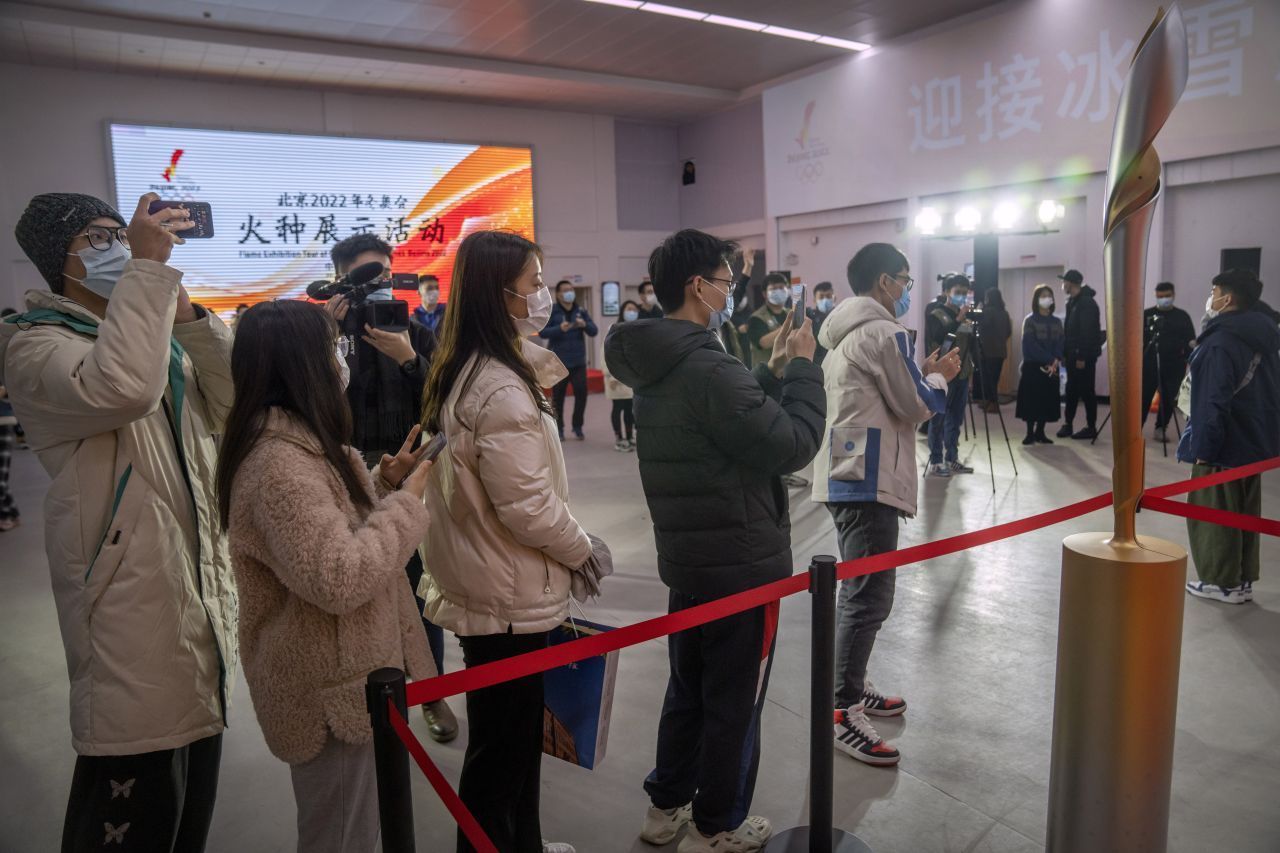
[366,667,416,853]
[764,557,872,853]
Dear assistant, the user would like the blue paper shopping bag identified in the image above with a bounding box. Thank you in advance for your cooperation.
[542,617,618,770]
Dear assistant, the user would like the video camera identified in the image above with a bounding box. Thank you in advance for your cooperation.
[306,260,414,335]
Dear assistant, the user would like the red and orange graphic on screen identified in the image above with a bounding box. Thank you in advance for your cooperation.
[390,146,533,306]
[162,149,184,182]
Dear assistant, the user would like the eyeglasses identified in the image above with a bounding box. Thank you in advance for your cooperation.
[891,273,915,291]
[700,275,734,290]
[335,337,352,359]
[75,226,129,252]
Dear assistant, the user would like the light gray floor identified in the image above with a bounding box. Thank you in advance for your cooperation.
[2,401,1278,853]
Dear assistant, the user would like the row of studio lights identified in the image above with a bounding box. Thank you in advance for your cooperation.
[914,200,1067,236]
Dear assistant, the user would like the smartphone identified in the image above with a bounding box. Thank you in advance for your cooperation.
[939,332,957,356]
[791,283,805,317]
[400,432,447,486]
[370,300,409,332]
[148,200,214,238]
[391,272,420,291]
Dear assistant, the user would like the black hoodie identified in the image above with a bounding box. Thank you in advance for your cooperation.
[604,318,825,599]
[1064,284,1103,361]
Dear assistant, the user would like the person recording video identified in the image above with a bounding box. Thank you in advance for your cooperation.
[320,234,457,742]
[1,192,235,852]
[924,273,976,476]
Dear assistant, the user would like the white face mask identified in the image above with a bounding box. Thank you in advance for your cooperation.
[643,292,657,306]
[507,285,553,335]
[65,240,131,299]
[1156,296,1173,309]
[1205,292,1229,319]
[767,289,789,307]
[1039,297,1055,311]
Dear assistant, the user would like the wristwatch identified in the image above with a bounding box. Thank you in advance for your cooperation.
[399,357,419,375]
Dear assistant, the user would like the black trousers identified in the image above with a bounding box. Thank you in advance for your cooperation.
[610,399,634,440]
[457,631,549,853]
[1063,358,1098,428]
[644,594,778,836]
[1140,354,1186,429]
[552,364,588,434]
[61,733,222,853]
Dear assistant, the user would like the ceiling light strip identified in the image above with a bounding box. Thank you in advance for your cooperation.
[582,0,868,50]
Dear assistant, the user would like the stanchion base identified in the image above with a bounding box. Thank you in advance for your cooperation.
[763,827,873,852]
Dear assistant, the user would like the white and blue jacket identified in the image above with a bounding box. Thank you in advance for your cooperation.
[811,296,948,515]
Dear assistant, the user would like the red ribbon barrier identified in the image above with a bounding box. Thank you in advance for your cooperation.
[406,489,1117,706]
[1140,494,1280,537]
[1143,456,1280,499]
[387,702,498,853]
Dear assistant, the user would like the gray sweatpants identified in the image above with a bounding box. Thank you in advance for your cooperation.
[290,734,379,853]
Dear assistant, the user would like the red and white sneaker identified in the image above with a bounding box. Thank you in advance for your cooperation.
[861,678,906,717]
[833,704,900,766]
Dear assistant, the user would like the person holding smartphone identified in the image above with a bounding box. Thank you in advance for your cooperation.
[420,231,599,853]
[1016,284,1064,444]
[2,192,235,851]
[217,299,436,853]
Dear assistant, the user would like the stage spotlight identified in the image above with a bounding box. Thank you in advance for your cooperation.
[955,206,981,232]
[915,206,942,235]
[993,201,1021,230]
[1038,199,1060,225]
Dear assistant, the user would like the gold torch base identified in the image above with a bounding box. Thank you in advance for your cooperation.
[1046,533,1187,853]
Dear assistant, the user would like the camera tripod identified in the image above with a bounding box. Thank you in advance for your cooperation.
[966,324,1019,492]
[1091,320,1182,456]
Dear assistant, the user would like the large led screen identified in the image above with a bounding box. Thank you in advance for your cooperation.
[109,123,534,317]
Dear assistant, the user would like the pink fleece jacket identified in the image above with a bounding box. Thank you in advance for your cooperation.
[228,409,435,765]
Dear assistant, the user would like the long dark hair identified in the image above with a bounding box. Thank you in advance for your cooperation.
[216,300,373,529]
[421,230,553,433]
[1031,284,1056,315]
[983,288,1005,310]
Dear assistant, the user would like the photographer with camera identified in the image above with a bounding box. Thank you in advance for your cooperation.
[924,273,976,476]
[1,192,235,851]
[1141,282,1196,440]
[321,234,457,743]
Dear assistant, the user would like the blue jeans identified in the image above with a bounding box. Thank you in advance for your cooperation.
[928,379,969,464]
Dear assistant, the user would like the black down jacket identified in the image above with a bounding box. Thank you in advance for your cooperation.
[604,318,825,599]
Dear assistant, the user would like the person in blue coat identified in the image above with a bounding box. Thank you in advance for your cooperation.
[1178,269,1279,605]
[540,279,598,439]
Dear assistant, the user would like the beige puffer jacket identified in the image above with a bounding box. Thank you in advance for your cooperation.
[420,340,593,636]
[228,410,434,765]
[0,260,238,756]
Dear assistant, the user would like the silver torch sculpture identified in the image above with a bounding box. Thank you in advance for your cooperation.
[1047,5,1190,853]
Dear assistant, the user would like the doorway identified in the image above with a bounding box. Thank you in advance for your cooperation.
[996,266,1063,396]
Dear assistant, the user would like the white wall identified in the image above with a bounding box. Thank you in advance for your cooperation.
[0,63,677,367]
[677,100,765,235]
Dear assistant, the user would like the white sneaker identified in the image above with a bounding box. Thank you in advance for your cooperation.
[542,841,575,853]
[1186,581,1246,605]
[677,816,772,853]
[927,463,951,478]
[615,439,629,452]
[641,802,693,845]
[1242,581,1254,602]
[833,703,900,766]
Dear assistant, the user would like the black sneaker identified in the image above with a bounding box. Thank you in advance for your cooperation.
[833,704,900,766]
[1022,435,1036,446]
[573,429,585,440]
[946,461,974,474]
[1055,424,1074,438]
[861,679,907,717]
[1071,426,1097,440]
[1035,434,1054,444]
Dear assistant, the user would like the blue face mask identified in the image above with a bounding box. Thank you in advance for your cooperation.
[623,309,639,322]
[699,279,734,329]
[894,287,911,319]
[1156,296,1173,309]
[364,287,393,302]
[767,289,790,306]
[816,297,834,314]
[560,290,576,304]
[65,240,130,299]
[950,293,967,308]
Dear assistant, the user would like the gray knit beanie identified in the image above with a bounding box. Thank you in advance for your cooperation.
[15,193,126,290]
